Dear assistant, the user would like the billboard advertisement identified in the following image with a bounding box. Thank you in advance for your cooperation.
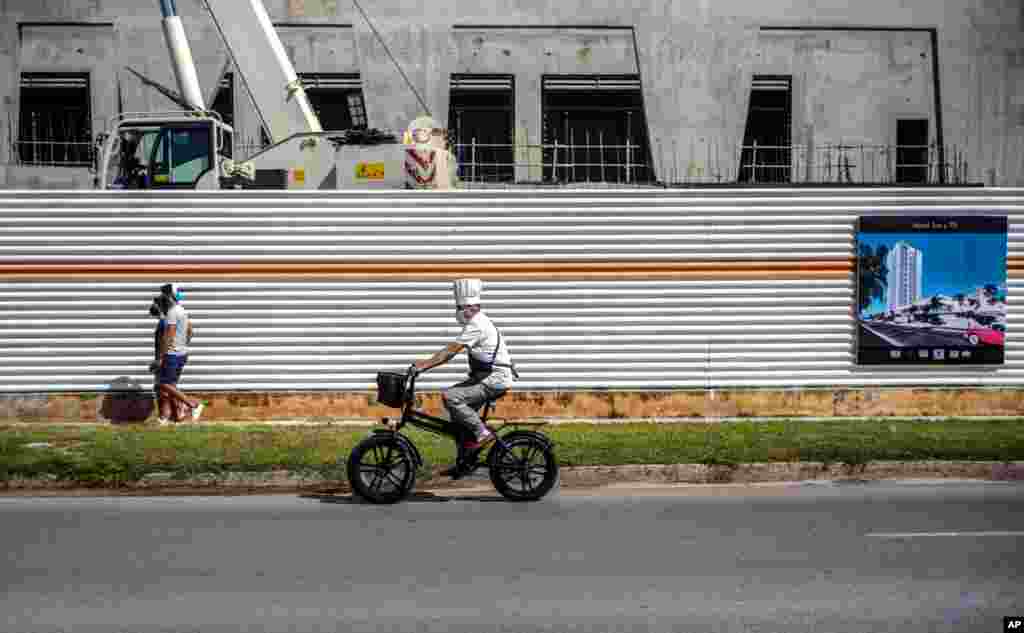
[856,216,1007,365]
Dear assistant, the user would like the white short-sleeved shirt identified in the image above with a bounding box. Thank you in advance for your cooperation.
[455,311,514,385]
[165,303,190,356]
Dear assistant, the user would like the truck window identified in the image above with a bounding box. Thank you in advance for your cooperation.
[149,125,212,186]
[108,128,159,189]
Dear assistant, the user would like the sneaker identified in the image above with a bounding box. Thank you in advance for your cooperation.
[462,429,495,451]
[157,417,171,426]
[191,403,205,422]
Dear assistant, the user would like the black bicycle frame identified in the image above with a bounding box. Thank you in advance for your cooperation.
[392,369,513,457]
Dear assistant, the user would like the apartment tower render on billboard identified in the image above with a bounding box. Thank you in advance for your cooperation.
[885,241,923,311]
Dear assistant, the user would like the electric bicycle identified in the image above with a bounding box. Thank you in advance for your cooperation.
[346,366,559,504]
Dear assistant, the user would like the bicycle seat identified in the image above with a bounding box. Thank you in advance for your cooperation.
[479,390,508,417]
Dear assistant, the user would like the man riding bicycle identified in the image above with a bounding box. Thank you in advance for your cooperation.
[412,279,518,474]
[348,278,555,502]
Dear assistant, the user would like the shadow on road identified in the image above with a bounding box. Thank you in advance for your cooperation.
[300,491,510,504]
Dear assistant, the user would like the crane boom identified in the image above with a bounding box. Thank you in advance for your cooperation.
[158,0,206,111]
[201,0,322,142]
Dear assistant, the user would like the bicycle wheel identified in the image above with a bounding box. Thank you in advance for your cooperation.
[489,434,559,501]
[347,434,417,504]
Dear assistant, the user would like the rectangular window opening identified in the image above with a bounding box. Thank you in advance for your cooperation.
[738,75,792,184]
[541,74,653,185]
[896,119,929,184]
[298,73,366,131]
[18,72,92,167]
[448,74,514,183]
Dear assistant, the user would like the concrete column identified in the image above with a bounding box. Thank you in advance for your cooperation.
[0,19,19,167]
[636,18,756,184]
[515,74,542,182]
[355,21,455,135]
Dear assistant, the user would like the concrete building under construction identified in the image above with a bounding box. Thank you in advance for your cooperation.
[0,0,1022,188]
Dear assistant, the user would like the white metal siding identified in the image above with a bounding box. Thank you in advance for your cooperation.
[1,188,1022,392]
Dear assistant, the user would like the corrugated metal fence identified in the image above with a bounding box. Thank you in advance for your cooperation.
[0,188,1022,392]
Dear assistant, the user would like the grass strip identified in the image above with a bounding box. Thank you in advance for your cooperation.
[2,418,1023,487]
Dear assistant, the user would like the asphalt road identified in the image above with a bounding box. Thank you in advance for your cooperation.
[2,481,1022,633]
[861,322,969,348]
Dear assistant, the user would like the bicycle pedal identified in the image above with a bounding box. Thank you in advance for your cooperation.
[457,460,487,478]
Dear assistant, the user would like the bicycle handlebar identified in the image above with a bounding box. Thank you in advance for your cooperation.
[404,364,427,403]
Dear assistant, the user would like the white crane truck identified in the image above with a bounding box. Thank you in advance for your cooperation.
[95,0,453,190]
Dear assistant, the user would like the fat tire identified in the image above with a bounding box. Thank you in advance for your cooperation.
[489,435,559,501]
[347,434,416,504]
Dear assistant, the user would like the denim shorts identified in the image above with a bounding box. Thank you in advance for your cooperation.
[159,354,188,385]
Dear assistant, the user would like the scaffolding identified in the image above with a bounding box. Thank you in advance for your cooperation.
[455,134,652,186]
[451,138,971,187]
[10,139,95,167]
[10,95,93,167]
[734,142,971,186]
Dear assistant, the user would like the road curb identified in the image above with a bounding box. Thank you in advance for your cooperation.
[2,460,1022,496]
[556,460,1024,486]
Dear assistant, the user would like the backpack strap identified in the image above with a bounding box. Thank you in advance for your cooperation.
[489,331,520,379]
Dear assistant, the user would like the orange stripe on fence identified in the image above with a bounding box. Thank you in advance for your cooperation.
[0,260,856,280]
[3,257,1020,279]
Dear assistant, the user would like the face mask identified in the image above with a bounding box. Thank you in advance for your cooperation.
[455,309,467,326]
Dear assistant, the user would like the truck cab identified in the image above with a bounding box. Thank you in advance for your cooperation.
[96,111,234,190]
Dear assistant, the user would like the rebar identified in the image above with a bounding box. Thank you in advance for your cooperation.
[625,138,632,184]
[12,139,94,167]
[552,139,559,183]
[470,137,476,183]
[585,128,593,182]
[751,141,758,184]
[441,138,966,186]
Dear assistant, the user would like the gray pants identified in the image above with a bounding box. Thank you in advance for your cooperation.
[442,379,507,437]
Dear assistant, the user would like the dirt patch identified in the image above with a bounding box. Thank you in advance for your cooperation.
[13,388,1024,424]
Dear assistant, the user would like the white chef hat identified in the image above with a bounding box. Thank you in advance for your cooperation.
[453,278,482,306]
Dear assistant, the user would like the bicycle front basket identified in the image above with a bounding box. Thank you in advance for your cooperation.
[376,371,408,408]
